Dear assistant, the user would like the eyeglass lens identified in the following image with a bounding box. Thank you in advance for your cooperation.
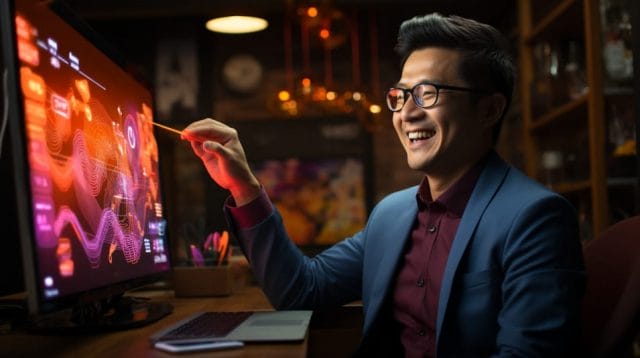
[386,83,438,111]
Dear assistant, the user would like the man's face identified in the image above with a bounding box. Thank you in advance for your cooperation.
[392,47,490,176]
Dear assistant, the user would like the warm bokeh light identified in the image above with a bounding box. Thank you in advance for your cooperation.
[205,16,268,34]
[369,104,382,114]
[352,92,362,101]
[281,100,298,115]
[307,6,318,18]
[278,90,291,101]
[326,91,336,101]
[319,28,330,39]
[301,77,311,87]
[312,86,327,101]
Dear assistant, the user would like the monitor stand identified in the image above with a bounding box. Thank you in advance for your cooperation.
[26,294,173,334]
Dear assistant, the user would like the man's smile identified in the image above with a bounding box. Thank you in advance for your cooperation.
[407,129,436,143]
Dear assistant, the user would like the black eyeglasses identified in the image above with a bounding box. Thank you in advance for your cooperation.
[385,81,491,112]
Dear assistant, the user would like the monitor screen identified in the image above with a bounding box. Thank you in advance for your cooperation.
[1,0,171,322]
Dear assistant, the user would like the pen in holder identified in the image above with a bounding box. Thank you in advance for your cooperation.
[173,230,234,297]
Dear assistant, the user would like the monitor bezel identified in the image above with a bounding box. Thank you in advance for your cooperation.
[0,0,172,316]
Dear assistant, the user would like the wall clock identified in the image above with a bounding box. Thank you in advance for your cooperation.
[222,54,263,94]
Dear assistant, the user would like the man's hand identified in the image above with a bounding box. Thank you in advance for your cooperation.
[181,118,261,206]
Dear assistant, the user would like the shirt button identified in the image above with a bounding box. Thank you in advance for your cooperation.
[428,224,437,233]
[418,329,426,336]
[416,278,425,287]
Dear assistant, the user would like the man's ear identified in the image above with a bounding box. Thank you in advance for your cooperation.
[479,93,507,128]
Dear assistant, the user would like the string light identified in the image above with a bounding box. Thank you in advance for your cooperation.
[319,28,330,39]
[278,90,291,101]
[306,6,318,18]
[271,3,382,131]
[369,104,382,114]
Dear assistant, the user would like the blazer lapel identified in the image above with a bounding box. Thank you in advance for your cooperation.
[363,189,417,334]
[435,152,509,343]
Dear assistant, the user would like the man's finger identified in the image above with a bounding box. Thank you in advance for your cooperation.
[182,119,234,143]
[203,140,233,160]
[190,140,205,157]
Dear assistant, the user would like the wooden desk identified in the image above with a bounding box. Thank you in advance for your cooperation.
[0,286,307,357]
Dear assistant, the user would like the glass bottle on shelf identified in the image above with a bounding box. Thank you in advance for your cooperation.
[578,198,593,244]
[607,103,637,177]
[540,150,564,187]
[600,0,633,86]
[608,104,626,152]
[531,42,560,117]
[563,41,588,99]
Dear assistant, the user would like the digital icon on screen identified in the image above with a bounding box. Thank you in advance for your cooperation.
[20,67,45,101]
[51,93,70,119]
[56,237,74,277]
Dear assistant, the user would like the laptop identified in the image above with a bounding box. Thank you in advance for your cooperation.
[149,310,313,344]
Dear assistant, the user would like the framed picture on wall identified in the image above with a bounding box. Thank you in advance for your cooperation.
[155,38,199,121]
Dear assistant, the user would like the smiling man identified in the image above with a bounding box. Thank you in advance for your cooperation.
[182,13,586,357]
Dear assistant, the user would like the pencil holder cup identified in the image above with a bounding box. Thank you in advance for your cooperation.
[172,265,233,297]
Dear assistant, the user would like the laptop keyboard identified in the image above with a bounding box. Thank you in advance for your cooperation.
[158,311,253,341]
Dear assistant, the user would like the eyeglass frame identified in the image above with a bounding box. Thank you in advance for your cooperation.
[385,80,492,112]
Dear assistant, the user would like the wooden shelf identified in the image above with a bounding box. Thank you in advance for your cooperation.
[518,0,637,236]
[525,0,580,43]
[607,177,639,187]
[603,86,635,96]
[550,179,592,194]
[528,94,589,131]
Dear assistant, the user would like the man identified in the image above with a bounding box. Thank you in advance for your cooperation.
[182,13,585,357]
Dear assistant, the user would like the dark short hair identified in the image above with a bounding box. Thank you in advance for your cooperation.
[395,13,515,144]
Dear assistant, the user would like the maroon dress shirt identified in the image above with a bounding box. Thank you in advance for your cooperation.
[392,163,483,358]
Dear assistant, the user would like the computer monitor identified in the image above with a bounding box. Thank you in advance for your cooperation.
[0,0,172,331]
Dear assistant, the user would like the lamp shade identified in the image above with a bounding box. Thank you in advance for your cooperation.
[205,16,268,34]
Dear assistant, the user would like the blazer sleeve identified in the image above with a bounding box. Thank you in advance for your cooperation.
[225,206,364,310]
[494,194,585,357]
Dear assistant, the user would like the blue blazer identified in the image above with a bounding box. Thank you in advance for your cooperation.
[228,152,585,356]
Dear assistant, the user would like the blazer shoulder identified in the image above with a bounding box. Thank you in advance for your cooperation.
[375,185,419,209]
[502,166,570,204]
[477,154,575,220]
[483,166,577,230]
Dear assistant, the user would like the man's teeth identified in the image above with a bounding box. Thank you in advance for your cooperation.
[408,130,435,141]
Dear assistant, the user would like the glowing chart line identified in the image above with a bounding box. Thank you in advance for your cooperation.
[53,206,143,267]
[49,150,122,177]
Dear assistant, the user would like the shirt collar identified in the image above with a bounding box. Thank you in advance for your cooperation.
[416,155,488,217]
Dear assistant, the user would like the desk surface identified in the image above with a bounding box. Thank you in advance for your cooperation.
[0,286,307,357]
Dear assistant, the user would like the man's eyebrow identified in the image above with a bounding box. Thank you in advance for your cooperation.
[394,81,412,88]
[394,79,438,88]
